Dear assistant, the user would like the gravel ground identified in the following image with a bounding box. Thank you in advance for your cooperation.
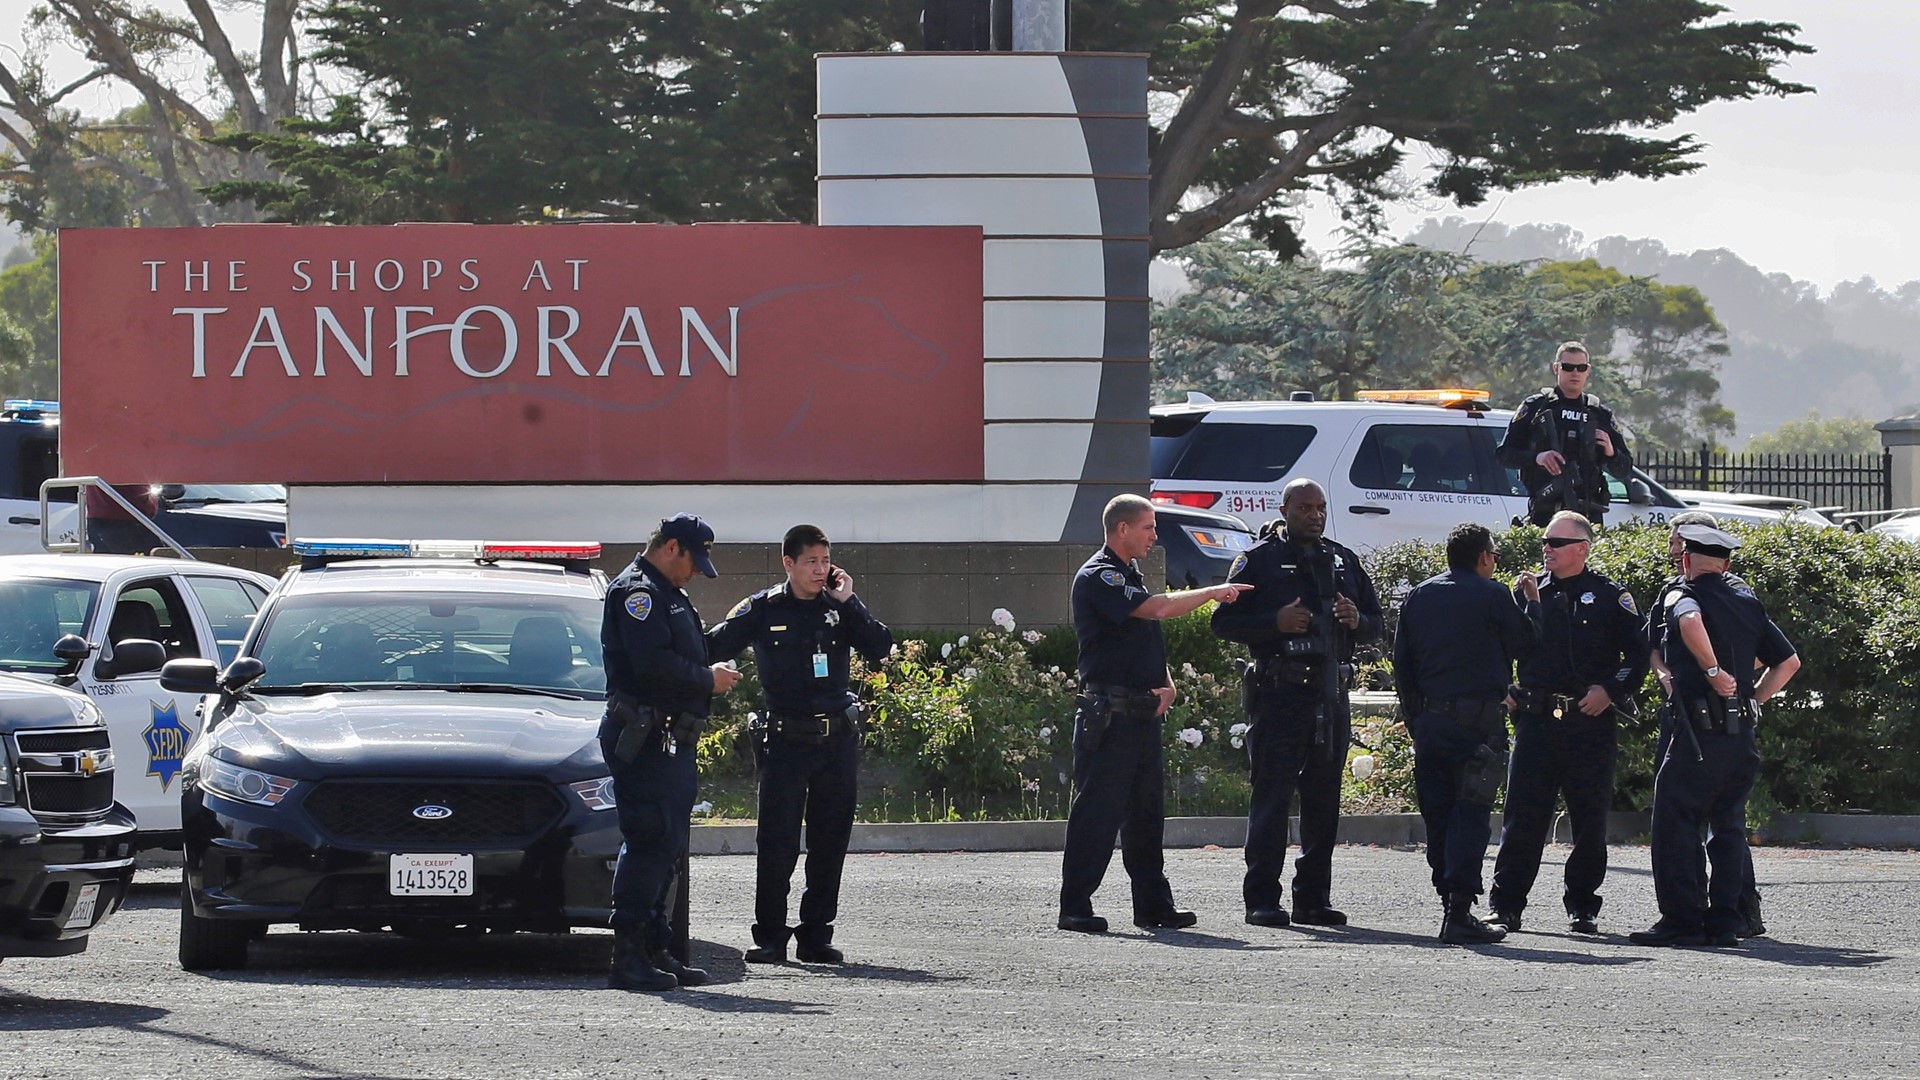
[2,844,1916,1079]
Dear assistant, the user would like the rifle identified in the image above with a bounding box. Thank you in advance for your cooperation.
[1305,543,1352,760]
[1534,396,1606,521]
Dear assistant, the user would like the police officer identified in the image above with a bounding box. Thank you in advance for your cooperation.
[1496,341,1634,526]
[1212,479,1382,928]
[1058,494,1250,934]
[708,524,892,966]
[601,514,742,991]
[1487,511,1648,935]
[1646,510,1765,937]
[1392,522,1535,944]
[1632,524,1799,947]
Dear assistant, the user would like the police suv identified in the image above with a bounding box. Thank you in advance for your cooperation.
[1151,390,1823,549]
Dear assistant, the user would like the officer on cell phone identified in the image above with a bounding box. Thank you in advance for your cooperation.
[708,524,891,966]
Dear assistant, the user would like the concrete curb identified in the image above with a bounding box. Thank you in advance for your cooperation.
[689,811,1665,856]
[1759,813,1920,848]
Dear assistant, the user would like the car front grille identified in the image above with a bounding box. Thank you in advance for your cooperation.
[303,779,565,848]
[11,727,118,820]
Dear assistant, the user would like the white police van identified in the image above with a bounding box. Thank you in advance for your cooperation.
[1150,390,1808,550]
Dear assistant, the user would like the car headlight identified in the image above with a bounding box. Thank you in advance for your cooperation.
[67,696,106,727]
[1181,524,1256,557]
[201,757,299,807]
[569,777,617,811]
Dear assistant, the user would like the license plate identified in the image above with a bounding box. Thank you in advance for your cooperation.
[388,853,474,896]
[63,882,101,930]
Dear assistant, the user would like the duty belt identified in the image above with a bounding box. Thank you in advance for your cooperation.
[1511,685,1585,719]
[1429,696,1509,735]
[755,710,856,742]
[1078,683,1161,720]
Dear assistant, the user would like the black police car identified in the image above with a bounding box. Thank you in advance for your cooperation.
[166,540,621,970]
[0,672,137,963]
[1151,501,1257,589]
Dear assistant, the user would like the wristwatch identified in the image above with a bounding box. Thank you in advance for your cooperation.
[1705,666,1722,678]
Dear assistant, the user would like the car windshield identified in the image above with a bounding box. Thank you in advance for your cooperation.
[249,590,605,697]
[165,484,285,504]
[0,577,101,672]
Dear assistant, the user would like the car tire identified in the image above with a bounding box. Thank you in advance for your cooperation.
[178,878,251,970]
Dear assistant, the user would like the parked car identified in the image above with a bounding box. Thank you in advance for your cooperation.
[1153,502,1258,589]
[0,399,287,555]
[1151,391,1824,550]
[1660,489,1838,527]
[0,554,278,845]
[0,672,138,964]
[169,540,621,970]
[1870,512,1920,544]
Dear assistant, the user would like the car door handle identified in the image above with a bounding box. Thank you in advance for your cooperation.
[7,516,38,525]
[1348,505,1389,515]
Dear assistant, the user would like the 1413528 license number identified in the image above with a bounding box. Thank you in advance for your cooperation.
[389,853,474,896]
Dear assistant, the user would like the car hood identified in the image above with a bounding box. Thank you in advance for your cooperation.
[210,690,607,778]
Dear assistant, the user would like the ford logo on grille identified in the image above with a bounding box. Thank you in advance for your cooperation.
[412,804,455,820]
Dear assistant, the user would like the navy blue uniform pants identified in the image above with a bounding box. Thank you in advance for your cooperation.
[1412,712,1505,897]
[1242,696,1346,911]
[1651,727,1759,934]
[1059,709,1176,919]
[752,732,859,948]
[603,721,697,949]
[1491,711,1617,918]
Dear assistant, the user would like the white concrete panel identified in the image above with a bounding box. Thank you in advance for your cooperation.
[819,177,1102,235]
[985,299,1106,359]
[289,484,1083,544]
[983,361,1103,420]
[984,239,1107,297]
[819,55,1077,116]
[818,117,1094,177]
[983,423,1093,481]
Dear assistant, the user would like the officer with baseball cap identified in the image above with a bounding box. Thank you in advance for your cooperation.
[602,513,741,990]
[1632,522,1800,947]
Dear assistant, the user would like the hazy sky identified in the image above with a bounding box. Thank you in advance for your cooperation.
[1302,0,1920,292]
[5,2,1911,291]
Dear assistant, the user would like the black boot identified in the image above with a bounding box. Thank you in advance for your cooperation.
[607,929,677,992]
[794,924,844,964]
[650,946,708,987]
[744,923,790,964]
[1439,894,1507,945]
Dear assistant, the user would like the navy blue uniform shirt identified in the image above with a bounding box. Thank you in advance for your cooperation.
[707,583,893,716]
[1644,569,1751,658]
[1514,567,1649,700]
[1496,389,1633,509]
[601,555,714,717]
[1212,529,1383,657]
[1659,573,1795,703]
[1071,547,1169,691]
[1393,569,1535,706]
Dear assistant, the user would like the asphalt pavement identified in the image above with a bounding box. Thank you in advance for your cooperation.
[2,844,1916,1079]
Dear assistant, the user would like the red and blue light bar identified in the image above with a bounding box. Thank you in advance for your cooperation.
[292,539,602,563]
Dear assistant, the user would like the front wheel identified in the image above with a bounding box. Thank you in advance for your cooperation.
[178,878,253,970]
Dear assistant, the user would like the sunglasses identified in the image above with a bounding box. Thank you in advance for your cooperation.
[1559,362,1590,372]
[1543,536,1589,548]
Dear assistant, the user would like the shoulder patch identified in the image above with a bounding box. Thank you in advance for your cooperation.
[1229,552,1248,578]
[727,596,753,619]
[625,593,653,621]
[1619,591,1638,615]
[1099,568,1126,587]
[1662,588,1688,610]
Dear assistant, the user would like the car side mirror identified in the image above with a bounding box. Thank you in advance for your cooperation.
[159,484,187,502]
[221,656,267,694]
[97,639,166,679]
[160,658,221,695]
[53,634,94,663]
[1627,479,1653,506]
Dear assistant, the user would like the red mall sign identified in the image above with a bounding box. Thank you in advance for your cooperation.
[58,224,984,484]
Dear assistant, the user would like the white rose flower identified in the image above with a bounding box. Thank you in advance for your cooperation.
[958,635,970,647]
[991,608,1016,631]
[691,801,715,815]
[941,642,954,659]
[962,666,978,680]
[1022,629,1043,644]
[1229,722,1250,737]
[1230,735,1245,749]
[1178,727,1204,747]
[1350,754,1376,781]
[1038,726,1054,739]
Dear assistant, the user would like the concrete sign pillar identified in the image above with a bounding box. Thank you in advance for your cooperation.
[1877,415,1920,510]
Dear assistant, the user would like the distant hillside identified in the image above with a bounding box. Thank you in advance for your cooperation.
[1404,218,1920,442]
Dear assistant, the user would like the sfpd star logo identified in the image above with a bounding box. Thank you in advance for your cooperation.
[143,701,195,791]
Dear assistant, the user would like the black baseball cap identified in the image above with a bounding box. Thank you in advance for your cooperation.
[659,513,717,578]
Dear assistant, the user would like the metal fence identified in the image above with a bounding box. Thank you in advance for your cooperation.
[1639,445,1893,514]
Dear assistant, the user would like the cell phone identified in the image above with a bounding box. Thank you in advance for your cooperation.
[829,567,846,590]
